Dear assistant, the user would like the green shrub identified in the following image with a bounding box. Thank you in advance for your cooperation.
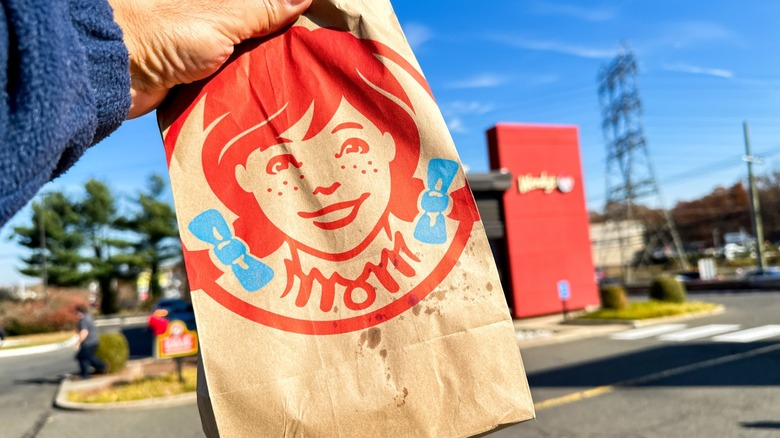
[599,284,628,309]
[649,275,687,303]
[96,332,129,374]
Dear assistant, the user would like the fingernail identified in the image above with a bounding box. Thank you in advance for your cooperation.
[286,0,311,7]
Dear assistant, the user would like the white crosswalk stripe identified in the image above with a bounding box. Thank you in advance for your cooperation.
[611,324,688,340]
[658,324,741,342]
[610,323,780,343]
[712,325,780,343]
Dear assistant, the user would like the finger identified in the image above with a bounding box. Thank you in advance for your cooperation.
[127,87,168,119]
[248,0,312,39]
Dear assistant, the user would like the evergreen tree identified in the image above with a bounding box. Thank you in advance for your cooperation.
[120,175,180,302]
[13,192,87,287]
[13,175,181,310]
[77,180,140,314]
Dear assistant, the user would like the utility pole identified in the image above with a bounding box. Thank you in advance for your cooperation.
[37,198,48,295]
[743,121,766,270]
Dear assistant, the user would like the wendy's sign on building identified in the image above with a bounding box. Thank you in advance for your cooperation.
[517,172,576,195]
[488,123,599,319]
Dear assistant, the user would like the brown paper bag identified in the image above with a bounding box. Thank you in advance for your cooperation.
[158,1,534,436]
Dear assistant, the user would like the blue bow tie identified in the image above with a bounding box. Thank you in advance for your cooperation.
[415,158,459,244]
[188,209,274,292]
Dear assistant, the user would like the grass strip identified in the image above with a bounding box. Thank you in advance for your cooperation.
[67,368,197,403]
[579,301,720,321]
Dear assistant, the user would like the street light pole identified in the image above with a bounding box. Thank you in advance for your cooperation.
[38,198,48,295]
[743,121,766,270]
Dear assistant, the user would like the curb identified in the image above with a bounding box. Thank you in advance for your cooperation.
[561,305,726,328]
[95,315,149,327]
[0,335,78,358]
[54,359,196,411]
[515,324,627,349]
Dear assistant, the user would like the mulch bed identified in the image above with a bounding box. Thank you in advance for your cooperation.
[135,355,198,378]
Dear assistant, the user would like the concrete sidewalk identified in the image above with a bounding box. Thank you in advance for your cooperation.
[513,313,628,349]
[0,334,78,358]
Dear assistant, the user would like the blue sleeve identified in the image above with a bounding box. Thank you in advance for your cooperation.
[0,0,131,225]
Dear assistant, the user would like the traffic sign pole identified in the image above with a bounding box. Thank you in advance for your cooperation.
[176,357,184,383]
[557,280,571,320]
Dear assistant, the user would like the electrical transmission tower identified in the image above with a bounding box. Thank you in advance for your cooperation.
[597,44,688,282]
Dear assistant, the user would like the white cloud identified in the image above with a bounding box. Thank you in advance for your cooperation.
[489,35,615,59]
[662,63,734,79]
[441,101,496,134]
[446,117,467,134]
[444,73,510,89]
[531,2,616,22]
[441,101,495,116]
[659,21,737,49]
[402,23,432,52]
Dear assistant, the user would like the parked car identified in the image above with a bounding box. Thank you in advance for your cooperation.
[148,298,196,335]
[674,271,701,283]
[743,267,780,289]
[744,267,780,280]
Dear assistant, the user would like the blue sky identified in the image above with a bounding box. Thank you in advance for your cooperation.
[2,0,780,286]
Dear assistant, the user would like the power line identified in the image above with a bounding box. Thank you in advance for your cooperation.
[586,145,780,205]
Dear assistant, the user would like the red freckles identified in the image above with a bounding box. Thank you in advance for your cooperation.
[294,187,299,191]
[361,170,366,174]
[373,169,378,173]
[341,165,345,169]
[267,188,272,192]
[283,181,288,185]
[300,175,305,179]
[277,192,283,196]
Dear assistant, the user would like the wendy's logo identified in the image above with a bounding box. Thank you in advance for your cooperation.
[164,27,478,334]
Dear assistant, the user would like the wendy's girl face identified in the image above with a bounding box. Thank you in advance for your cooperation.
[236,98,397,255]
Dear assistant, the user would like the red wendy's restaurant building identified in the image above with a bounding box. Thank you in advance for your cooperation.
[468,123,598,318]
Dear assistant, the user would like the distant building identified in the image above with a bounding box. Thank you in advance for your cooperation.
[590,220,646,269]
[724,230,754,246]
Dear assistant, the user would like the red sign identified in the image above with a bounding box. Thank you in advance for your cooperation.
[156,320,198,359]
[487,123,599,318]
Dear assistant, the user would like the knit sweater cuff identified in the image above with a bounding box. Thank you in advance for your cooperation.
[53,0,131,177]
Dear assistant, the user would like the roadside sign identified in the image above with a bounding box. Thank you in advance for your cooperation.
[155,320,198,359]
[698,258,717,280]
[557,280,571,301]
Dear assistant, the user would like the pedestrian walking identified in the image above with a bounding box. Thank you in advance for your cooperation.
[74,305,105,379]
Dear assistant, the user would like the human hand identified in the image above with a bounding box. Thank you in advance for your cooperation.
[108,0,312,119]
